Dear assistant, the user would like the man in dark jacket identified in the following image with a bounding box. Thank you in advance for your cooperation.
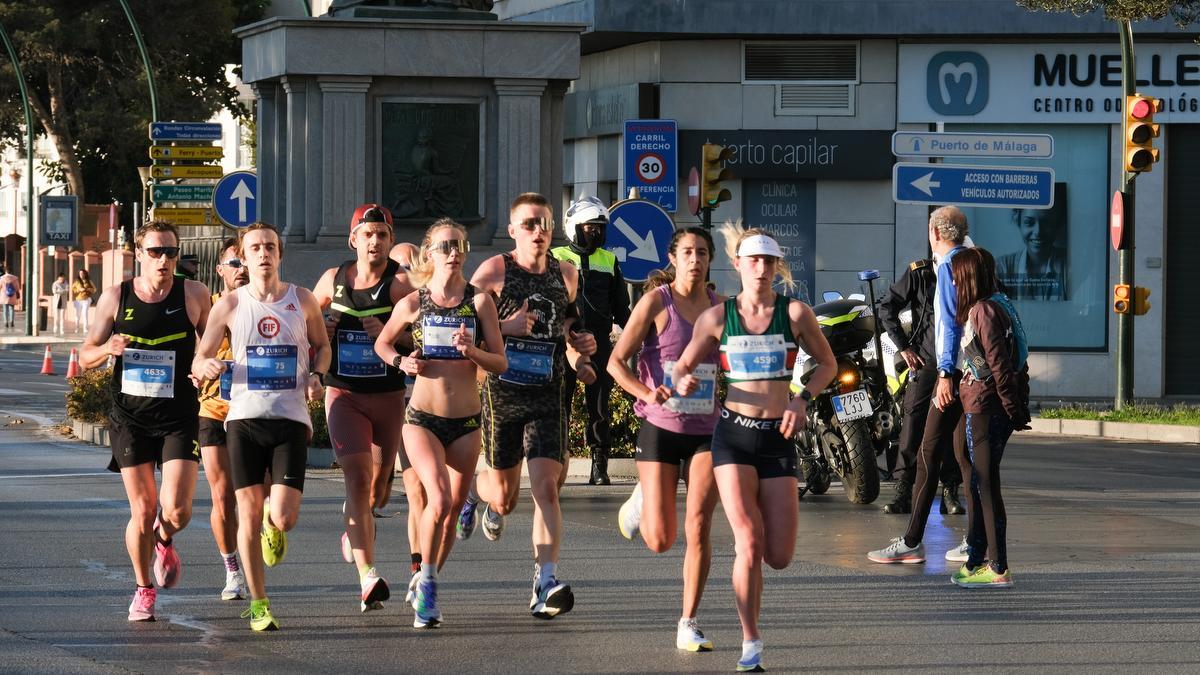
[552,196,631,485]
[876,257,965,515]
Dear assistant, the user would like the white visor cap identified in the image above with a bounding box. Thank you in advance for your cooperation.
[737,234,785,259]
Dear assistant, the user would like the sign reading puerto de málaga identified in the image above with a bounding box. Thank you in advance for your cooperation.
[899,43,1200,123]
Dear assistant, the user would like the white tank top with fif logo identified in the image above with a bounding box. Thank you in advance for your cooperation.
[225,284,311,430]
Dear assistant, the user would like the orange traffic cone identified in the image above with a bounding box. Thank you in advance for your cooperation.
[65,348,81,378]
[40,345,56,376]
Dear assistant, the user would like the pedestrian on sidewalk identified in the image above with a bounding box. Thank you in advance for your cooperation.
[0,266,21,329]
[72,269,95,334]
[52,274,69,335]
[950,247,1031,589]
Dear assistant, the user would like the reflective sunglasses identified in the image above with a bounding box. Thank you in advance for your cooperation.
[142,246,181,259]
[220,258,244,269]
[514,217,554,232]
[428,239,470,255]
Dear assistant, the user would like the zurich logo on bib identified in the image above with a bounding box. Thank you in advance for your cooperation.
[926,51,989,116]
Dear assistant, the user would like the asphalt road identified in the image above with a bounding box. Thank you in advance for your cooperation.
[0,348,1197,674]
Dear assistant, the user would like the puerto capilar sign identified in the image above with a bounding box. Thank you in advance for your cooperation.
[900,43,1200,123]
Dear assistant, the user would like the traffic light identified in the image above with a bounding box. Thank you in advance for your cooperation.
[1133,286,1151,315]
[701,143,733,208]
[1113,283,1131,314]
[1124,94,1162,172]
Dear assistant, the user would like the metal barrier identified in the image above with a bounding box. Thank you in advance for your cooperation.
[178,225,230,291]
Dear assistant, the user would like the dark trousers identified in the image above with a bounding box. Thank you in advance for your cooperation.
[898,366,961,488]
[562,339,613,453]
[903,382,971,547]
[964,412,1014,571]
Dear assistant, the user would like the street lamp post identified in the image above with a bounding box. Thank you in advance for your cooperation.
[0,20,38,336]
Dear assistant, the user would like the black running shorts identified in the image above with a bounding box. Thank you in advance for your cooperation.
[107,419,200,472]
[226,418,309,492]
[710,408,797,480]
[634,421,711,465]
[197,416,227,448]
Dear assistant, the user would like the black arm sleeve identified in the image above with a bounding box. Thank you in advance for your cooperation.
[877,269,913,352]
[610,259,631,329]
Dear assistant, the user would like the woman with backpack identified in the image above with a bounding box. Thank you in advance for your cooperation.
[72,269,95,334]
[0,266,21,329]
[948,247,1031,589]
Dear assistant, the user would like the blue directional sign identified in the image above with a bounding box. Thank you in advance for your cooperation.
[605,199,675,283]
[892,132,1054,159]
[148,122,223,141]
[893,163,1055,209]
[212,171,258,228]
[624,119,677,213]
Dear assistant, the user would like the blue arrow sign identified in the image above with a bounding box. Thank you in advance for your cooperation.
[624,120,677,213]
[212,171,258,228]
[893,163,1055,209]
[605,199,675,283]
[148,122,223,141]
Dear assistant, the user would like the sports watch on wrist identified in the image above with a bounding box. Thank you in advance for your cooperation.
[799,388,813,403]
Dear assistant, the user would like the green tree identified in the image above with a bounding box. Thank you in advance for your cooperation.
[0,0,268,208]
[1016,0,1200,25]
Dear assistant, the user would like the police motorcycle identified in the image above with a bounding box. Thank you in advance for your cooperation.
[791,270,900,504]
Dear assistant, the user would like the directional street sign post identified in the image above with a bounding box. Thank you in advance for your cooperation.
[624,120,677,213]
[151,207,217,226]
[893,163,1055,209]
[604,199,675,283]
[148,122,222,141]
[149,146,224,161]
[152,184,216,204]
[892,132,1054,159]
[152,165,223,180]
[212,171,257,228]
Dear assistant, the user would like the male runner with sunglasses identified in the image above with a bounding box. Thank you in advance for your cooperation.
[312,204,414,612]
[81,221,213,622]
[196,237,249,601]
[458,192,597,619]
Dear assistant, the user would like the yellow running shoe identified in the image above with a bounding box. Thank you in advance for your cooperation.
[261,504,287,568]
[241,598,280,631]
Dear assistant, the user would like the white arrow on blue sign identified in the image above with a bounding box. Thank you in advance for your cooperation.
[212,171,258,228]
[893,163,1055,209]
[148,122,222,141]
[605,199,675,283]
[892,132,1054,159]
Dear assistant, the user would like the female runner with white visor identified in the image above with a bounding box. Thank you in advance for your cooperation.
[374,218,507,628]
[673,225,836,672]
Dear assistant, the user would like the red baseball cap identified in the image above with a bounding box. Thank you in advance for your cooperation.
[348,203,394,249]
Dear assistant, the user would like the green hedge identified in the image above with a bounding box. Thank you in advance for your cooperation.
[66,368,113,424]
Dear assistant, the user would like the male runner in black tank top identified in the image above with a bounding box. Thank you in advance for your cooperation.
[312,204,415,612]
[80,221,212,622]
[463,192,598,620]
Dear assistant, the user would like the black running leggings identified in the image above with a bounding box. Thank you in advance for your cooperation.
[964,412,1014,572]
[903,393,971,547]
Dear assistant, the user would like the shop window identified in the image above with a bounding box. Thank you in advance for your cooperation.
[950,124,1108,351]
[743,41,859,116]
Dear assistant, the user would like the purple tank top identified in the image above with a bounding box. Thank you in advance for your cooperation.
[635,284,720,434]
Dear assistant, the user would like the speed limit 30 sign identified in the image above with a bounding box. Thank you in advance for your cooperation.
[624,119,677,213]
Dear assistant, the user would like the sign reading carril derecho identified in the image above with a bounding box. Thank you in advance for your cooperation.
[899,43,1200,123]
[380,102,481,221]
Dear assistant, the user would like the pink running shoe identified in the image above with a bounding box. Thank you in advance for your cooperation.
[128,586,157,622]
[341,531,353,564]
[154,537,182,588]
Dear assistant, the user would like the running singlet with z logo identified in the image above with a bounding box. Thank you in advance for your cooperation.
[490,253,569,389]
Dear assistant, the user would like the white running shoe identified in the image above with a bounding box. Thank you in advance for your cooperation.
[360,567,390,613]
[618,483,643,540]
[867,537,926,564]
[221,569,246,601]
[405,569,420,605]
[945,537,970,562]
[530,575,574,620]
[481,504,505,542]
[676,617,713,652]
[737,639,764,672]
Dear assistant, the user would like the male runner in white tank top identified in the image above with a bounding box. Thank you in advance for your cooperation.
[193,222,331,631]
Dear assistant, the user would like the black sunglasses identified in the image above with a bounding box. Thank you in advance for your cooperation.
[142,246,181,259]
[220,258,244,269]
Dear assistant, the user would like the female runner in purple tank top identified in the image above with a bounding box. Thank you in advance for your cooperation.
[608,227,724,653]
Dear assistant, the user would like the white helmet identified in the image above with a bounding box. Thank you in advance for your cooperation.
[564,195,609,246]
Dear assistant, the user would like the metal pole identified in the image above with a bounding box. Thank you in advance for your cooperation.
[118,0,158,123]
[0,21,37,336]
[1116,20,1136,410]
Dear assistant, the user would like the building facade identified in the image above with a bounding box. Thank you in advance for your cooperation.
[495,0,1199,399]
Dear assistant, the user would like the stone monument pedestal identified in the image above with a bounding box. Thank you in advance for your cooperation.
[235,14,580,286]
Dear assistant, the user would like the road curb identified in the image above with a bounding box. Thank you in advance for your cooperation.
[1029,417,1200,444]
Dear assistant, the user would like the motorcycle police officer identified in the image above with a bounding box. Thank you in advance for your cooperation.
[876,257,965,515]
[551,195,631,485]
